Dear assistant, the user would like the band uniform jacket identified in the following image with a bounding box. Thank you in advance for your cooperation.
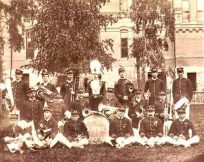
[114,78,135,107]
[20,99,43,128]
[139,117,163,138]
[144,78,165,105]
[88,80,106,111]
[128,99,147,128]
[109,116,134,138]
[60,81,75,109]
[64,119,88,140]
[38,117,58,139]
[153,100,166,124]
[11,80,28,110]
[172,78,193,103]
[1,125,24,140]
[168,119,197,140]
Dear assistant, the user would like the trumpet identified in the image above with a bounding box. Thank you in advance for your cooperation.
[37,85,55,102]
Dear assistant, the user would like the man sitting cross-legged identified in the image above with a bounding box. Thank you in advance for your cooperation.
[37,108,58,148]
[139,105,165,148]
[50,110,89,149]
[165,108,200,148]
[109,107,144,148]
[2,115,40,154]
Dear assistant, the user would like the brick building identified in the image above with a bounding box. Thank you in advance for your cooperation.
[1,0,204,91]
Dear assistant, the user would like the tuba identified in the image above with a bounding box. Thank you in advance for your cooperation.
[36,85,55,102]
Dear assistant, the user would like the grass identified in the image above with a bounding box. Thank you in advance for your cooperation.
[0,105,203,162]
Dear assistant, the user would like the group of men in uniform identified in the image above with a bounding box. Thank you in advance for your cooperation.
[0,65,200,153]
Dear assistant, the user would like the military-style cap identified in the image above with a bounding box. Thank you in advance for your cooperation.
[64,68,73,74]
[15,69,23,75]
[146,105,155,112]
[71,110,80,116]
[118,107,126,112]
[43,108,52,112]
[158,91,166,96]
[77,88,84,94]
[107,87,114,93]
[177,108,186,114]
[27,87,36,94]
[42,69,49,76]
[9,113,18,119]
[151,67,158,73]
[135,89,142,94]
[177,67,184,73]
[118,67,125,73]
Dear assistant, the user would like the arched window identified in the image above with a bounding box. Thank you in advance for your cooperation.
[197,0,204,22]
[120,29,128,58]
[182,0,190,23]
[120,0,128,11]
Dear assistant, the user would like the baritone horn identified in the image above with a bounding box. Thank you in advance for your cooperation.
[36,86,55,102]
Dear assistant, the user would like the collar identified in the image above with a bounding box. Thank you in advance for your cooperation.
[179,118,186,122]
[45,117,51,122]
[29,98,36,102]
[151,77,158,81]
[16,79,22,83]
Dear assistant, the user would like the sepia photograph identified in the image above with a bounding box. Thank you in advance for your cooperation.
[0,0,204,161]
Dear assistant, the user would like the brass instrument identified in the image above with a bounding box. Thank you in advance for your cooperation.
[82,108,100,118]
[37,85,55,102]
[98,104,118,114]
[38,127,52,140]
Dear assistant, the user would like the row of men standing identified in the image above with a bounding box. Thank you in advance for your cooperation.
[7,66,193,118]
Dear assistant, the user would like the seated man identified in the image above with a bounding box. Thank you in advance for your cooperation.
[2,114,25,154]
[50,110,88,149]
[109,107,143,148]
[37,108,58,147]
[68,88,90,119]
[98,87,121,119]
[128,89,147,130]
[153,91,169,124]
[2,115,40,153]
[165,108,200,148]
[139,105,165,148]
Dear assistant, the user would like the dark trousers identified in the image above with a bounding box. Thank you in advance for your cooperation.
[89,96,103,111]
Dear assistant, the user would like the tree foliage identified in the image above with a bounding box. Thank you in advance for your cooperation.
[130,0,174,68]
[30,0,116,73]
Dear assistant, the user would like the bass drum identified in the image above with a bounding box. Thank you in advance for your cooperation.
[83,112,109,144]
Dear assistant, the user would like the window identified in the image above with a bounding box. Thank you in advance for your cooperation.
[120,30,128,58]
[182,0,190,23]
[187,73,197,91]
[120,0,128,11]
[197,0,204,22]
[26,36,34,59]
[0,37,4,55]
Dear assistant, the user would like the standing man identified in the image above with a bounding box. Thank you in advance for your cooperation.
[144,68,165,105]
[11,69,28,111]
[60,69,76,109]
[172,67,193,119]
[114,67,135,110]
[37,69,58,104]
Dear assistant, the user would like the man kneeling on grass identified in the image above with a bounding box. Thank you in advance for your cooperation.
[165,108,200,148]
[50,110,89,149]
[139,105,165,148]
[37,108,58,148]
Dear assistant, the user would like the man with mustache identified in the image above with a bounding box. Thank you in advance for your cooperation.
[144,68,165,105]
[139,105,165,148]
